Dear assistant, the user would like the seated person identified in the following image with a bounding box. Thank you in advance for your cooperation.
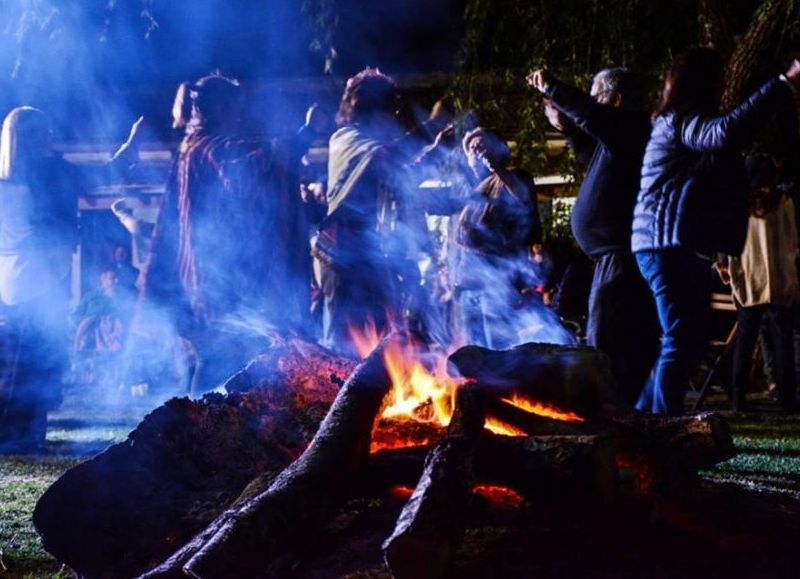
[71,269,134,388]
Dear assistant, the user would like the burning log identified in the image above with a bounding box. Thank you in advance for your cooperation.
[222,336,355,403]
[34,338,354,579]
[475,434,617,501]
[144,336,397,578]
[448,343,611,418]
[608,412,736,493]
[367,433,616,504]
[382,384,485,579]
[371,417,446,453]
[366,446,431,490]
[367,415,732,502]
[483,397,592,436]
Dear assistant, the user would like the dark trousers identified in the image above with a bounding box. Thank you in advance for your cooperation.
[587,251,660,408]
[732,304,796,411]
[0,285,69,451]
[635,249,711,415]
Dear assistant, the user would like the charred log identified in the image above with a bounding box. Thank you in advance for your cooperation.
[366,413,733,500]
[367,433,616,504]
[475,434,617,502]
[144,336,396,578]
[484,397,593,436]
[222,336,356,401]
[366,446,431,490]
[382,384,485,579]
[448,343,611,418]
[609,412,736,493]
[33,339,352,579]
[371,418,446,453]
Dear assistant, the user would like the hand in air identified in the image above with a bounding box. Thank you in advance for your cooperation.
[543,99,566,131]
[785,59,800,89]
[526,69,554,93]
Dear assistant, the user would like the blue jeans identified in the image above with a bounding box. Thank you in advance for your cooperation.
[635,250,711,415]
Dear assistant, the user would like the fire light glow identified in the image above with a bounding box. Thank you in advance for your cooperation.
[380,339,458,426]
[350,324,459,428]
[484,417,527,436]
[500,393,585,422]
[472,484,525,510]
[350,323,583,452]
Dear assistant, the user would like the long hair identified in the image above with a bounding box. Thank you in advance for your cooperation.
[336,68,397,127]
[653,47,724,118]
[171,82,194,130]
[0,107,51,182]
[173,73,241,134]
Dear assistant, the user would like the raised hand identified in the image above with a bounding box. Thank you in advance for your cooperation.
[785,59,800,89]
[124,116,145,148]
[111,116,145,162]
[305,103,333,136]
[526,69,554,93]
[543,98,566,131]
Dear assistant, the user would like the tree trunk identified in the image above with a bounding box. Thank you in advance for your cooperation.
[698,0,735,57]
[722,0,792,108]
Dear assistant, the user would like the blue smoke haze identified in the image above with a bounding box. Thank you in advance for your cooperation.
[0,1,572,441]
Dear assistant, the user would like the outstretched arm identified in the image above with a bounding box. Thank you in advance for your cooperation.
[680,60,800,152]
[528,69,622,149]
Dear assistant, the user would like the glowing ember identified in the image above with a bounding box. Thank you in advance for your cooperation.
[500,394,585,422]
[389,485,415,500]
[615,453,656,494]
[370,418,445,453]
[484,417,527,436]
[472,484,525,510]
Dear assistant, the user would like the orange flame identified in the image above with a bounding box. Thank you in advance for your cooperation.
[350,323,580,453]
[500,393,585,422]
[350,320,382,359]
[350,323,460,429]
[380,339,458,426]
[484,417,527,436]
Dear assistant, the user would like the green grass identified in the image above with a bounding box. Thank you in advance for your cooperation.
[0,386,149,578]
[702,399,800,497]
[1,456,82,578]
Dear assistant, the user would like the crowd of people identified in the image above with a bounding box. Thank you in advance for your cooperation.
[1,46,800,452]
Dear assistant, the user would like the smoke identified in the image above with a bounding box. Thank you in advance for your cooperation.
[0,2,576,455]
[0,1,332,449]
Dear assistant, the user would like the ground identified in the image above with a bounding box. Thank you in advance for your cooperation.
[1,387,799,579]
